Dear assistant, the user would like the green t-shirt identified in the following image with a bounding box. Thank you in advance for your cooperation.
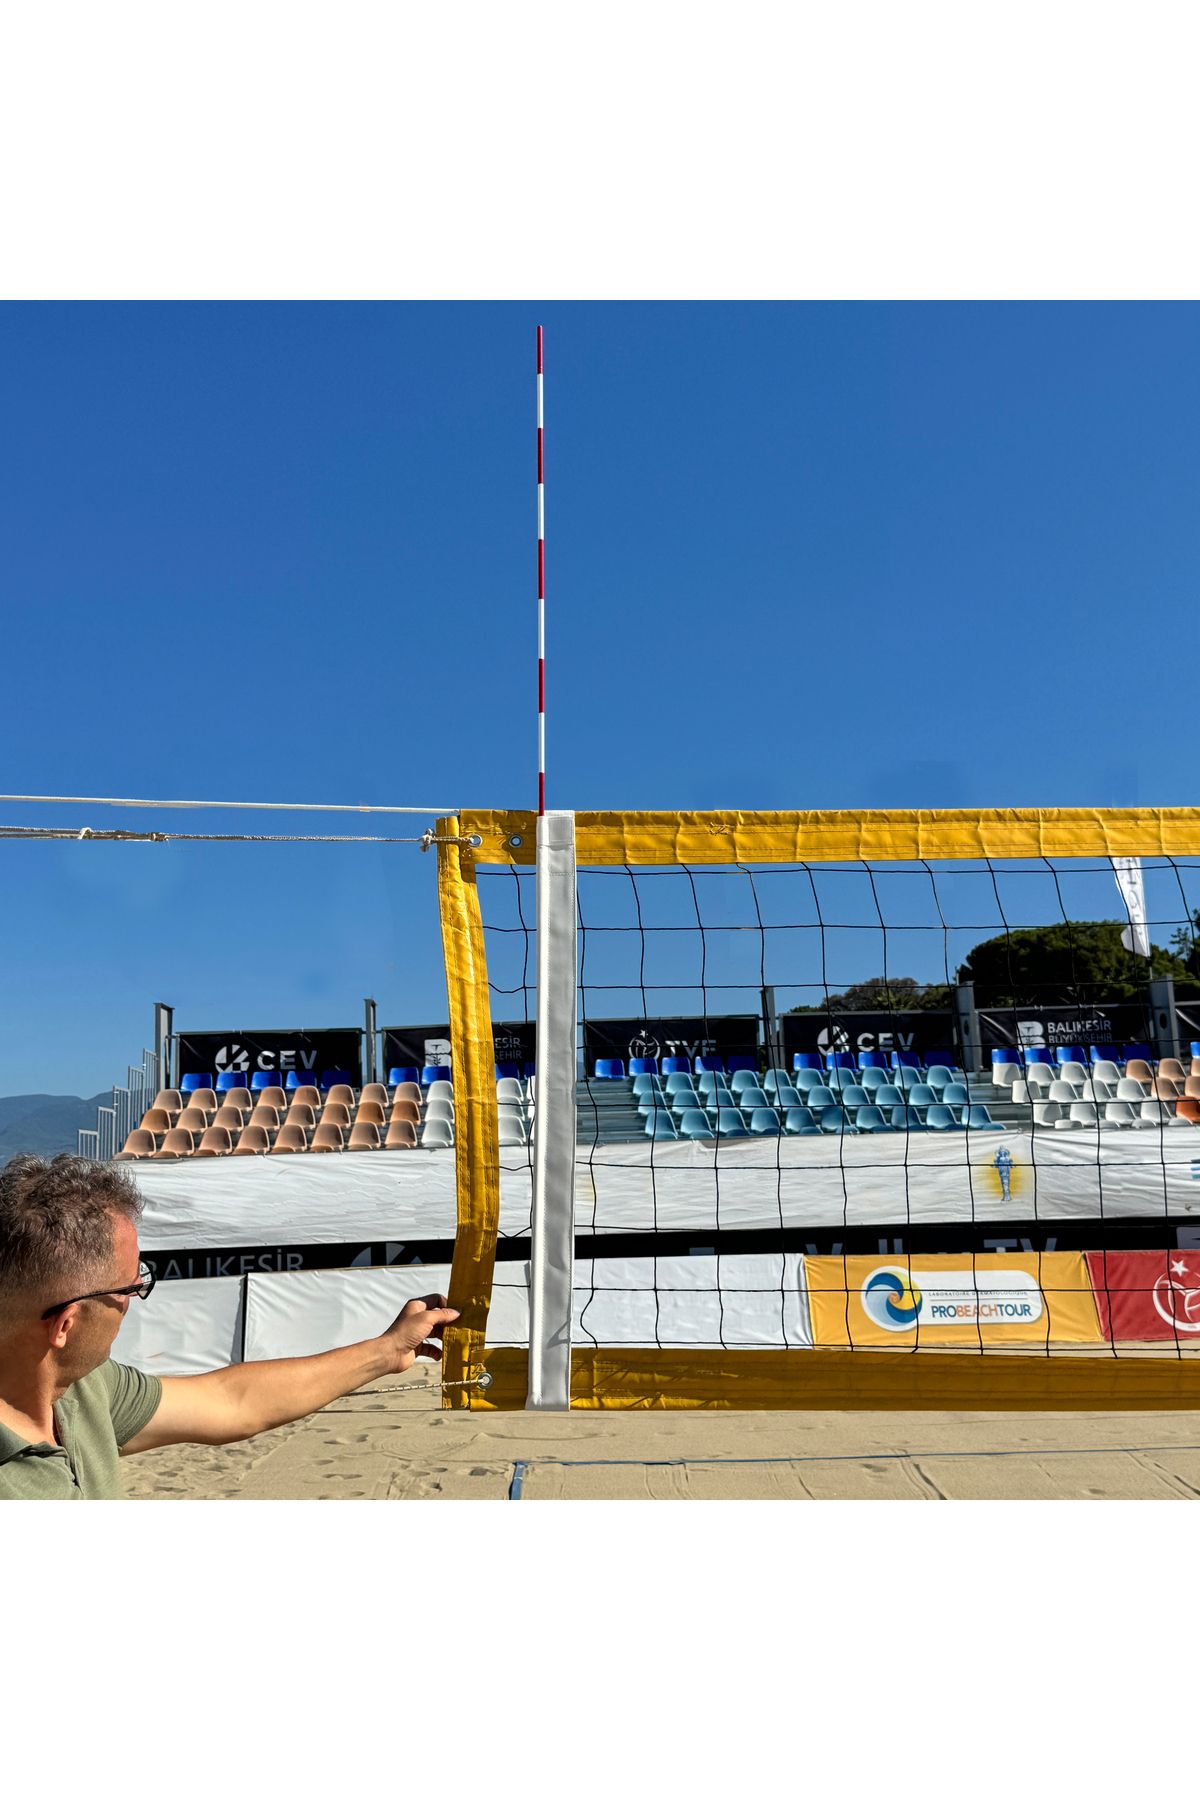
[0,1360,162,1500]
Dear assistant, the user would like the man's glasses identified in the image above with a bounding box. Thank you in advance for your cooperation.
[42,1260,157,1320]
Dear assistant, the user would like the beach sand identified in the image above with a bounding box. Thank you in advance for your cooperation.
[120,1365,1200,1499]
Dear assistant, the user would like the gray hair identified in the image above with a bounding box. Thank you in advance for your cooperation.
[0,1153,142,1317]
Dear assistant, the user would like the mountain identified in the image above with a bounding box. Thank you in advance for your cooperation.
[0,1094,110,1167]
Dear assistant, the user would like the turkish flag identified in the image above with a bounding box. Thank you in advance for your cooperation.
[1086,1250,1200,1342]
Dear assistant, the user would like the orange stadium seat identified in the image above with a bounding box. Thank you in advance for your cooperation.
[392,1081,421,1106]
[390,1098,420,1127]
[360,1083,390,1110]
[287,1102,316,1133]
[348,1121,381,1152]
[256,1086,287,1113]
[355,1099,386,1129]
[324,1084,355,1109]
[153,1127,194,1160]
[385,1119,417,1150]
[321,1101,352,1130]
[233,1124,271,1156]
[311,1122,345,1153]
[116,1129,156,1161]
[195,1126,233,1158]
[289,1086,321,1110]
[176,1105,211,1136]
[214,1103,249,1133]
[270,1123,308,1154]
[150,1090,183,1120]
[139,1107,173,1139]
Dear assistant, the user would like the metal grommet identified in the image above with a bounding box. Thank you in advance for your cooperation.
[475,1370,494,1390]
[507,834,524,849]
[467,834,483,848]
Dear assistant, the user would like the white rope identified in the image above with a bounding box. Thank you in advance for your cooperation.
[0,793,458,815]
[0,825,474,847]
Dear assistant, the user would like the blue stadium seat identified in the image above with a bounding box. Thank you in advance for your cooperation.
[1087,1046,1113,1065]
[321,1068,353,1091]
[1055,1046,1086,1066]
[890,1105,927,1132]
[388,1066,421,1087]
[908,1083,936,1110]
[893,1066,923,1091]
[1022,1047,1054,1065]
[874,1084,904,1110]
[661,1055,691,1075]
[925,1103,962,1131]
[1191,1041,1200,1059]
[925,1065,961,1092]
[727,1054,759,1074]
[805,1085,836,1112]
[734,1085,770,1110]
[679,1108,714,1140]
[826,1052,857,1071]
[774,1084,801,1109]
[792,1067,825,1093]
[923,1050,955,1069]
[840,1085,869,1110]
[1122,1043,1153,1063]
[696,1073,731,1097]
[890,1050,921,1069]
[629,1056,658,1076]
[762,1069,792,1093]
[819,1106,854,1134]
[854,1105,892,1132]
[793,1053,824,1071]
[638,1093,669,1116]
[784,1105,820,1135]
[748,1107,782,1136]
[826,1068,860,1094]
[666,1072,699,1095]
[857,1051,888,1070]
[495,1061,522,1080]
[859,1066,891,1093]
[694,1054,725,1074]
[285,1071,309,1090]
[251,1072,278,1092]
[962,1104,1003,1130]
[592,1058,626,1080]
[644,1110,679,1139]
[422,1064,453,1086]
[216,1071,248,1092]
[941,1082,969,1108]
[730,1070,762,1095]
[991,1048,1021,1066]
[632,1074,663,1097]
[181,1072,212,1093]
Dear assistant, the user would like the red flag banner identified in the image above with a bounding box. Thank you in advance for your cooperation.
[1086,1250,1200,1342]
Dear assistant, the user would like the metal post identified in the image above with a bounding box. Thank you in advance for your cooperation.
[154,1002,174,1090]
[1149,975,1180,1063]
[527,809,577,1411]
[954,981,982,1075]
[761,984,784,1072]
[363,998,377,1086]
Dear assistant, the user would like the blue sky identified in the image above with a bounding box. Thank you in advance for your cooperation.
[1,302,1197,1095]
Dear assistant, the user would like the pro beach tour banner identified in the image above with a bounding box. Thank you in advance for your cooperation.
[806,1253,1102,1347]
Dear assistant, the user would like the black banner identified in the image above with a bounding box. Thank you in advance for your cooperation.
[382,1021,537,1073]
[583,1015,760,1067]
[977,1003,1152,1055]
[782,1010,957,1062]
[177,1028,364,1083]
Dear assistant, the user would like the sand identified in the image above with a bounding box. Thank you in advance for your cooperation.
[119,1365,1200,1499]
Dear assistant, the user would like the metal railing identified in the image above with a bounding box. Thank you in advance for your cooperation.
[77,1048,159,1161]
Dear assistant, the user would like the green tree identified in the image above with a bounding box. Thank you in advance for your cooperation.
[787,975,950,1014]
[958,920,1197,1006]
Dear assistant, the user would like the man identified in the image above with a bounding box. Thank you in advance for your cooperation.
[0,1152,459,1500]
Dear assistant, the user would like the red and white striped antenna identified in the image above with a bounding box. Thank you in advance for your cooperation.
[536,325,545,817]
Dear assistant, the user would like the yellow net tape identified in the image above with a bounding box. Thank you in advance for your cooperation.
[436,817,501,1409]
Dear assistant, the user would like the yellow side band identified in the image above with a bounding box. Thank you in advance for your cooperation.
[436,816,501,1410]
[461,806,1200,869]
[465,1347,1200,1412]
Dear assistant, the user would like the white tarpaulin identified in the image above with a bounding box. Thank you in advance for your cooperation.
[131,1127,1200,1250]
[113,1274,244,1376]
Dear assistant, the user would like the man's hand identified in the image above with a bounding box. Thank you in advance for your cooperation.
[379,1294,460,1375]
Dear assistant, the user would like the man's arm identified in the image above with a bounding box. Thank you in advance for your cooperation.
[121,1294,459,1454]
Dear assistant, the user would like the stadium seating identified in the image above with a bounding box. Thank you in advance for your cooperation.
[388,1066,420,1086]
[593,1059,625,1080]
[661,1056,691,1075]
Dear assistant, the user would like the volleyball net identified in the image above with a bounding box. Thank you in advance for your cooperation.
[437,807,1200,1411]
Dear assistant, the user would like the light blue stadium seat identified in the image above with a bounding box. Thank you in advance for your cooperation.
[774,1083,801,1109]
[694,1054,725,1074]
[730,1069,761,1094]
[924,1065,963,1092]
[859,1066,890,1093]
[748,1107,781,1136]
[666,1072,699,1095]
[941,1082,969,1108]
[818,1106,854,1134]
[593,1058,626,1080]
[762,1069,792,1094]
[715,1104,754,1136]
[644,1110,679,1139]
[840,1084,869,1110]
[925,1103,962,1131]
[735,1085,770,1110]
[784,1105,820,1135]
[908,1083,936,1110]
[679,1108,714,1140]
[962,1104,1003,1130]
[632,1074,663,1097]
[793,1068,825,1093]
[661,1056,691,1075]
[893,1066,923,1092]
[806,1085,836,1112]
[638,1093,668,1116]
[855,1105,892,1132]
[669,1089,702,1115]
[629,1056,658,1076]
[890,1105,927,1132]
[875,1084,904,1110]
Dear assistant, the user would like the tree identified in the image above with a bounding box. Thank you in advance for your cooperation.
[787,975,950,1014]
[958,920,1197,1006]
